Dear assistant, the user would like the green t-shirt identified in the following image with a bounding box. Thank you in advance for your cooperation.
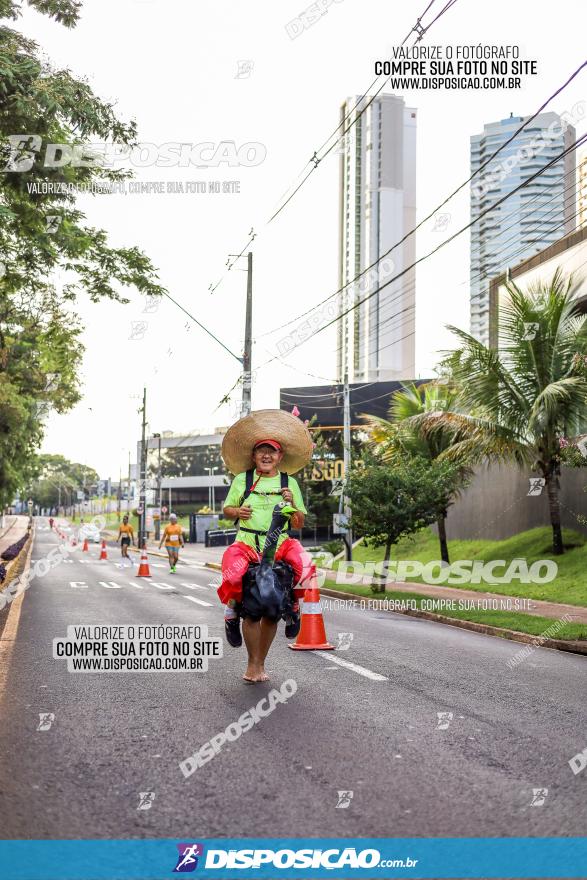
[225,471,307,552]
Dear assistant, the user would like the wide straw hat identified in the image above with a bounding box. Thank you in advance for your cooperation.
[221,409,314,475]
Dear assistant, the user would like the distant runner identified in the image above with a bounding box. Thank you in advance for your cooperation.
[159,513,184,573]
[117,515,135,561]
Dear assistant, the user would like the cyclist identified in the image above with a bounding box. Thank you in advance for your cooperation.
[159,512,184,573]
[117,515,135,561]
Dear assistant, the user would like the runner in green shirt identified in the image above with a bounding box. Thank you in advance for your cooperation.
[217,411,315,683]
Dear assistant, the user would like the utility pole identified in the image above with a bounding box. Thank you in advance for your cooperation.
[153,433,162,540]
[127,451,131,516]
[117,467,121,520]
[206,466,218,512]
[242,250,253,417]
[138,386,147,548]
[342,371,353,561]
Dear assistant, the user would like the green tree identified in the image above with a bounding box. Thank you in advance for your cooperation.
[294,417,366,535]
[364,382,472,563]
[0,0,165,502]
[347,451,461,592]
[0,1,165,304]
[29,453,98,510]
[437,270,587,556]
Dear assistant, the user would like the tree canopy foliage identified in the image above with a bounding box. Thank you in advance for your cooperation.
[0,0,164,504]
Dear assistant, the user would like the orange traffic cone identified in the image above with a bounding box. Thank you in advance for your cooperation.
[99,540,108,560]
[289,581,334,650]
[82,538,89,552]
[137,546,151,577]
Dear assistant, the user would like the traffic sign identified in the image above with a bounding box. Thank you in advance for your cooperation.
[333,512,349,534]
[137,505,144,515]
[329,479,344,497]
[161,505,168,514]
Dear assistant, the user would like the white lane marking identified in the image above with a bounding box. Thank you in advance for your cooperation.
[180,582,210,592]
[127,581,144,589]
[98,581,122,589]
[149,581,175,591]
[69,581,88,589]
[313,651,388,681]
[183,596,213,607]
[207,582,220,589]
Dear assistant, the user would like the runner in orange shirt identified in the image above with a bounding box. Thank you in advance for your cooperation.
[158,512,184,573]
[117,515,135,561]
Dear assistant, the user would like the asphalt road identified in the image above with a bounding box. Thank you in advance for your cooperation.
[0,519,586,840]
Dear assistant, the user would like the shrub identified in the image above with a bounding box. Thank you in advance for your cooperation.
[1,533,29,561]
[322,539,344,556]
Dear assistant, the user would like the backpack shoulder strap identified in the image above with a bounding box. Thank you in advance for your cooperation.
[280,471,289,489]
[243,468,255,501]
[234,469,256,530]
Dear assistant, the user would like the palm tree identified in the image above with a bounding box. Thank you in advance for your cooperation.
[430,270,587,556]
[364,382,472,563]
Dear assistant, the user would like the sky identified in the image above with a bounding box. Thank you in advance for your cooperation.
[13,0,587,478]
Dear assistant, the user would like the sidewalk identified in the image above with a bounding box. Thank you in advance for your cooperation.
[0,516,29,558]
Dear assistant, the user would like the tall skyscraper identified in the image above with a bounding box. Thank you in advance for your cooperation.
[470,112,576,346]
[337,94,417,382]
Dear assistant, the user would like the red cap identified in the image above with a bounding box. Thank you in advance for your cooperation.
[253,438,282,452]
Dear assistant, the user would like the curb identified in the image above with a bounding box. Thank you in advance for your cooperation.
[0,521,35,626]
[201,562,587,657]
[0,522,34,595]
[318,586,587,657]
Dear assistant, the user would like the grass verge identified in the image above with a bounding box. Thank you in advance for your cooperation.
[330,526,587,606]
[322,579,587,640]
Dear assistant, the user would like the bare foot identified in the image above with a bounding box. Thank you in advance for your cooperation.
[243,666,270,683]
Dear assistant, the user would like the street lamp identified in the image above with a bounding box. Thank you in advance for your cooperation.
[153,433,162,540]
[205,466,218,512]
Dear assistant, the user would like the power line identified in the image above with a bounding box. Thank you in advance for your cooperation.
[254,132,587,372]
[258,198,582,391]
[267,0,459,224]
[334,196,584,362]
[208,2,454,322]
[260,58,587,342]
[160,290,242,365]
[271,196,586,399]
[208,228,256,297]
[268,180,582,383]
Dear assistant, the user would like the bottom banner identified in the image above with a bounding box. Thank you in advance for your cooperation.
[0,837,586,879]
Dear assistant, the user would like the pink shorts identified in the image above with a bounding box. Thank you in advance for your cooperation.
[217,537,315,605]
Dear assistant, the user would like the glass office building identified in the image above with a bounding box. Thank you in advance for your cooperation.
[470,112,576,346]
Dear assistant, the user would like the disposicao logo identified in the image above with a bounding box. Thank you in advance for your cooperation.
[173,843,204,873]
